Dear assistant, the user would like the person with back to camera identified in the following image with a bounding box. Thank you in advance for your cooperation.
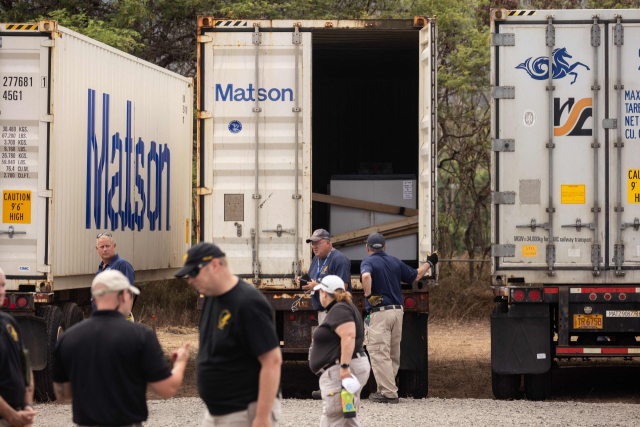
[309,275,369,427]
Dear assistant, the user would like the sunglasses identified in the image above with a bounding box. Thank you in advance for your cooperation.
[97,232,113,238]
[188,261,211,278]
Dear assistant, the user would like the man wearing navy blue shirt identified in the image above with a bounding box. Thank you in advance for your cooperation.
[95,232,135,318]
[361,233,437,404]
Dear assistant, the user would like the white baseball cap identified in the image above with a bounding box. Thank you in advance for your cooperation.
[92,270,140,297]
[313,275,345,294]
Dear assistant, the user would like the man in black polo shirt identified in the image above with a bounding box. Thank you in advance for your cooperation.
[176,242,282,427]
[0,268,36,427]
[52,270,190,427]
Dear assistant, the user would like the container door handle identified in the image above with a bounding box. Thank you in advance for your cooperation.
[0,226,26,238]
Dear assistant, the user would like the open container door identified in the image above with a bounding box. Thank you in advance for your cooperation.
[198,19,311,287]
[418,19,438,276]
[0,25,51,285]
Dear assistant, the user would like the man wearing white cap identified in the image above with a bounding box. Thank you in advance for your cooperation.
[309,275,369,427]
[51,270,190,427]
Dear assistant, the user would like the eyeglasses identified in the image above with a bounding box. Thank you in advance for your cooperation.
[188,261,211,278]
[311,240,329,247]
[97,232,113,238]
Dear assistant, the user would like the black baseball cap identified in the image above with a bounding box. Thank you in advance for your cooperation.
[175,242,226,277]
[306,228,330,243]
[367,233,385,249]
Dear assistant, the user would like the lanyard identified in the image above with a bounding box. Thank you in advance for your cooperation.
[316,248,334,280]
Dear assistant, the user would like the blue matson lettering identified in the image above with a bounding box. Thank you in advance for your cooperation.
[86,89,170,232]
[215,84,293,102]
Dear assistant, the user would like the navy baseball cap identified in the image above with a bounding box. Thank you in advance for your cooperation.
[306,229,330,243]
[175,242,226,277]
[367,233,385,249]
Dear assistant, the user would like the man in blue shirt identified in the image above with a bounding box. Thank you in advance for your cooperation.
[361,233,437,404]
[296,228,351,400]
[95,232,135,317]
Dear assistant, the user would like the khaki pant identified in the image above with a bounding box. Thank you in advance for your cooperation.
[319,356,370,427]
[318,309,327,325]
[367,307,403,398]
[201,398,281,427]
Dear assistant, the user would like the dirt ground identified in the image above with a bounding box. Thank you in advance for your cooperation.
[153,321,640,403]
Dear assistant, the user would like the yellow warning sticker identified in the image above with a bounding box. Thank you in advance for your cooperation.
[561,185,585,204]
[523,245,537,257]
[628,169,640,203]
[2,191,31,224]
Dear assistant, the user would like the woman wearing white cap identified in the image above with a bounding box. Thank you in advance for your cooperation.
[309,275,370,427]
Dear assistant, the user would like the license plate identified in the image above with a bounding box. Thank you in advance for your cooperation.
[573,314,603,329]
[607,310,640,318]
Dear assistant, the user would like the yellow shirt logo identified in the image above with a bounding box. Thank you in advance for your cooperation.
[218,309,231,330]
[6,324,18,342]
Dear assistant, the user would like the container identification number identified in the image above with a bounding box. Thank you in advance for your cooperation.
[3,77,33,87]
[2,91,23,101]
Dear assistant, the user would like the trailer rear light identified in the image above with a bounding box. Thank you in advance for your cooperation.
[16,297,28,308]
[310,315,316,320]
[289,314,295,320]
[404,297,416,308]
[2,298,8,307]
[604,293,612,301]
[529,290,541,301]
[589,293,597,301]
[620,293,627,301]
[9,303,15,309]
[513,290,525,301]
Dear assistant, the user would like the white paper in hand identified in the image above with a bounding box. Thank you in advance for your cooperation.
[341,375,361,394]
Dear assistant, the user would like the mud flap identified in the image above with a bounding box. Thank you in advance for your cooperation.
[15,316,47,371]
[400,311,428,370]
[491,304,550,375]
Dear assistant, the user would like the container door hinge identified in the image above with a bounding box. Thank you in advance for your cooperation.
[196,187,213,196]
[491,33,515,46]
[41,38,55,47]
[491,191,515,205]
[292,25,302,44]
[252,24,262,45]
[492,86,514,99]
[492,244,515,257]
[197,111,212,119]
[491,139,515,152]
[40,115,53,123]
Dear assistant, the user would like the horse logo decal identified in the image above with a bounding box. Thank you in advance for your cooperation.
[516,48,589,85]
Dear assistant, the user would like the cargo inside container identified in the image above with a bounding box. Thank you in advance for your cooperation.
[310,29,420,270]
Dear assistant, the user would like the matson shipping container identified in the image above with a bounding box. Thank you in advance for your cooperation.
[196,17,437,397]
[491,8,640,400]
[0,21,193,398]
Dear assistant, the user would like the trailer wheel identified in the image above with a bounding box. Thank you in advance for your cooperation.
[61,302,84,330]
[524,369,551,401]
[34,305,63,402]
[492,370,521,400]
[399,368,428,398]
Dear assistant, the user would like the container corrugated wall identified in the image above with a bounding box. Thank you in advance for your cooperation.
[51,27,192,282]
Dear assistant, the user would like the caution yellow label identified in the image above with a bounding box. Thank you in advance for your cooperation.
[561,185,585,204]
[2,191,31,224]
[628,169,640,203]
[523,245,537,257]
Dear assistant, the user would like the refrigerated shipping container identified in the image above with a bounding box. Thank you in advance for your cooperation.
[196,16,438,398]
[0,21,193,399]
[490,8,640,400]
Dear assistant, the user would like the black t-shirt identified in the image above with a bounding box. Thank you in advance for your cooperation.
[52,310,171,426]
[309,301,364,373]
[197,279,280,416]
[0,312,25,410]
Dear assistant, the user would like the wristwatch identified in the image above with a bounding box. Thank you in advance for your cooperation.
[340,363,350,369]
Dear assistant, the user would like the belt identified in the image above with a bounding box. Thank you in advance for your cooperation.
[370,304,402,313]
[315,350,367,377]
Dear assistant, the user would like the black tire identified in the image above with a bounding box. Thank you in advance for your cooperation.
[492,370,522,400]
[399,369,428,399]
[34,305,63,402]
[524,369,551,401]
[61,302,83,330]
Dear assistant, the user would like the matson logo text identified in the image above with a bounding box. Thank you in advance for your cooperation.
[215,84,293,102]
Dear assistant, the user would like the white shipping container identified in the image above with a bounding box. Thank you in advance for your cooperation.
[491,9,640,284]
[0,21,193,292]
[197,17,438,289]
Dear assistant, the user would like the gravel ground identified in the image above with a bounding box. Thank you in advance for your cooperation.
[32,397,640,427]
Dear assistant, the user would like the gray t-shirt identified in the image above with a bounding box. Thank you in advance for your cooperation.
[309,301,364,373]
